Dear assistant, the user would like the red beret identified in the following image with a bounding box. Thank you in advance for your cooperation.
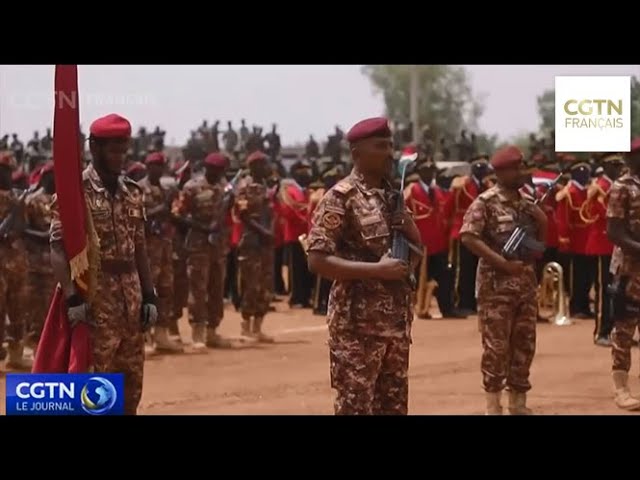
[346,117,391,143]
[41,160,55,175]
[145,152,165,165]
[247,151,267,164]
[11,168,27,182]
[204,153,227,168]
[126,161,146,175]
[491,146,524,169]
[630,137,640,154]
[0,151,17,170]
[90,113,132,139]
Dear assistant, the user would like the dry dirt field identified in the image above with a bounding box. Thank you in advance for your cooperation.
[2,300,639,415]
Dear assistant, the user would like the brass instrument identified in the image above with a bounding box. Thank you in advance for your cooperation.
[415,246,438,319]
[538,261,572,326]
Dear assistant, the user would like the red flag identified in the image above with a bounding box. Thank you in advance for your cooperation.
[33,65,94,373]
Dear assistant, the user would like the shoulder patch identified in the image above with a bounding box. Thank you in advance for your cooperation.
[450,176,468,190]
[478,186,498,201]
[332,180,355,195]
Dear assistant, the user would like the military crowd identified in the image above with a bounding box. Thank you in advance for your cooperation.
[2,112,640,416]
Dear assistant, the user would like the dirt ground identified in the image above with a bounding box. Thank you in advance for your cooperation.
[2,300,639,415]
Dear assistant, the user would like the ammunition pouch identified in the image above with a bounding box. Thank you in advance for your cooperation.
[607,276,640,320]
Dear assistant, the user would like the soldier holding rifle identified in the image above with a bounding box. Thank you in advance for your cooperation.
[307,117,421,415]
[460,146,547,415]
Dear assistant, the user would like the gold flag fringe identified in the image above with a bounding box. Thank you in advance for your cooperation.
[68,197,101,305]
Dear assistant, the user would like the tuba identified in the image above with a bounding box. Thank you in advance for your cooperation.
[538,261,572,326]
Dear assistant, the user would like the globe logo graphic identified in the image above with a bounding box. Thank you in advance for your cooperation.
[80,377,117,415]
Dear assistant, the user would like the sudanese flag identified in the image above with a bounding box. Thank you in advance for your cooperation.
[32,65,97,374]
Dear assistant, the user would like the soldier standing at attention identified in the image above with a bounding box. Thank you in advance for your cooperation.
[0,151,31,369]
[582,153,625,346]
[50,114,158,415]
[138,152,183,354]
[172,153,232,350]
[235,151,275,341]
[307,117,421,415]
[460,146,547,415]
[606,138,640,410]
[170,160,192,339]
[24,160,57,352]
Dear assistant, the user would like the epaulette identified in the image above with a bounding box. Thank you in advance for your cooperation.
[450,175,468,190]
[333,179,355,195]
[478,187,498,201]
[555,184,570,202]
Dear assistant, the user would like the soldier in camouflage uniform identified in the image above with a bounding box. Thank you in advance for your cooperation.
[605,138,640,411]
[460,146,547,415]
[170,160,192,339]
[23,161,57,351]
[307,118,421,415]
[50,114,158,415]
[235,151,275,342]
[0,151,32,369]
[172,153,232,349]
[138,152,183,354]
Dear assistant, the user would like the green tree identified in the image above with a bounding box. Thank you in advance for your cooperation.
[537,75,640,137]
[361,65,485,140]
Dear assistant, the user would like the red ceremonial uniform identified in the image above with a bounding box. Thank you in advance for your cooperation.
[584,175,615,256]
[445,176,481,241]
[556,180,590,254]
[536,182,559,248]
[405,180,448,255]
[278,180,309,243]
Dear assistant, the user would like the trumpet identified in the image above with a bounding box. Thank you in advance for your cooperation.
[538,261,572,326]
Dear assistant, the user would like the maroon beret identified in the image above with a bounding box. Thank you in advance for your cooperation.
[40,160,55,175]
[346,117,391,143]
[0,151,17,170]
[90,113,132,139]
[630,137,640,154]
[491,145,524,169]
[126,161,146,175]
[204,152,227,168]
[247,151,267,164]
[145,152,166,165]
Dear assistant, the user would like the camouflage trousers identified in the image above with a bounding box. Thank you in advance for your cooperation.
[237,243,273,318]
[478,294,537,393]
[611,318,640,372]
[173,237,189,322]
[147,236,174,328]
[91,288,144,415]
[0,257,28,345]
[329,330,410,415]
[25,271,57,346]
[187,246,225,327]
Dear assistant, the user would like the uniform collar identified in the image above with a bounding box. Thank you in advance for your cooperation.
[351,168,393,195]
[85,163,128,197]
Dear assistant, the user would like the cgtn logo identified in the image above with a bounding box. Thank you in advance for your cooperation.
[555,76,631,152]
[5,373,124,416]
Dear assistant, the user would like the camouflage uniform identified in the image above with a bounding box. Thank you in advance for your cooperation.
[0,188,30,368]
[460,184,538,413]
[235,175,274,339]
[50,164,146,415]
[138,176,182,352]
[24,187,56,348]
[172,221,190,329]
[607,174,640,373]
[172,176,226,347]
[307,170,413,415]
